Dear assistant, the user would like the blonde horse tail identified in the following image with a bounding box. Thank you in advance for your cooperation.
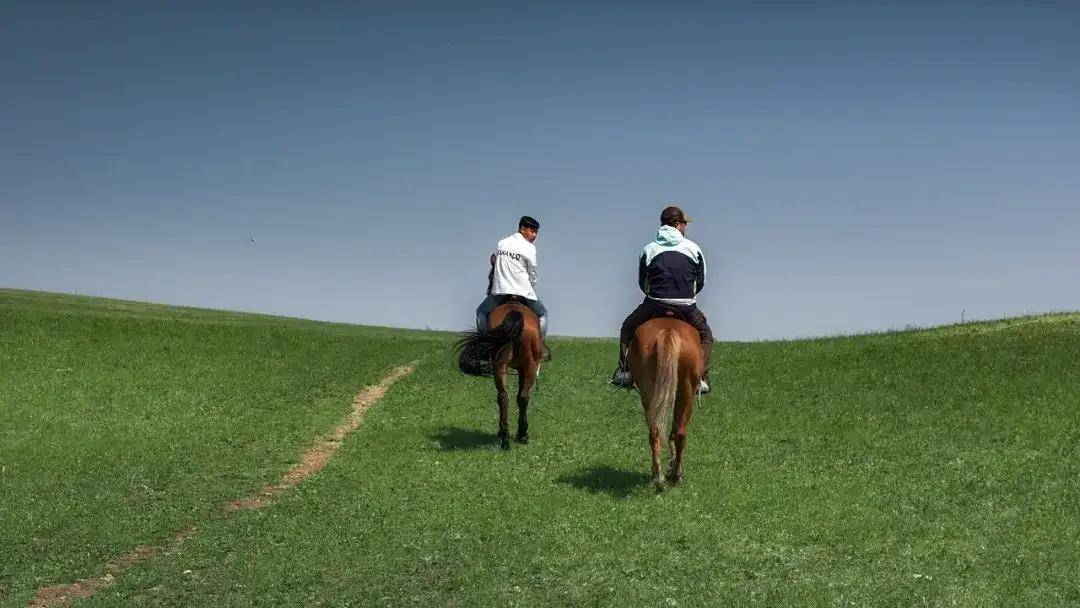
[647,329,680,433]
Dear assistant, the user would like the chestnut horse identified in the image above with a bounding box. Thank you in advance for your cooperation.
[628,317,704,489]
[455,300,548,449]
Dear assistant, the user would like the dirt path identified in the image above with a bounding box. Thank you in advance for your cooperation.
[28,362,417,608]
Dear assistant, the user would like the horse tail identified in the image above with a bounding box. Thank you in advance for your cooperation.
[647,328,680,432]
[455,310,525,377]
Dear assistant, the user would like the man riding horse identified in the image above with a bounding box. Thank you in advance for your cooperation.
[476,215,549,337]
[611,205,713,394]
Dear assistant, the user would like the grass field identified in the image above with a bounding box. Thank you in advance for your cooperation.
[2,289,1078,607]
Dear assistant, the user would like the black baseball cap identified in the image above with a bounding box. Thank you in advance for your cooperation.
[660,206,692,226]
[519,216,540,230]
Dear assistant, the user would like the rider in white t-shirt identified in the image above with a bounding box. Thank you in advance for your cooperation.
[476,216,548,336]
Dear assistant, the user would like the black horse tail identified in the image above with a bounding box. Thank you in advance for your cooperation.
[455,310,525,377]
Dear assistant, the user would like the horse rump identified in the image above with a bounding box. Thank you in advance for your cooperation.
[455,310,525,376]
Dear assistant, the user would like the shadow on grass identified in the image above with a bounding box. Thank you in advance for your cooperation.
[430,426,499,450]
[558,465,651,498]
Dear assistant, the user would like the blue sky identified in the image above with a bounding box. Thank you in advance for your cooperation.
[2,2,1078,339]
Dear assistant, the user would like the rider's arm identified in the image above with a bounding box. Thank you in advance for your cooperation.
[638,251,648,294]
[695,250,706,294]
[526,249,539,286]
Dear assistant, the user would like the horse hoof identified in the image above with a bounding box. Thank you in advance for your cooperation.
[666,465,683,484]
[501,439,511,450]
[516,434,529,445]
[653,476,666,492]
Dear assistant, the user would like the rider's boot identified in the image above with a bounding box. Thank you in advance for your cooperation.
[698,343,712,395]
[698,372,711,395]
[610,345,634,388]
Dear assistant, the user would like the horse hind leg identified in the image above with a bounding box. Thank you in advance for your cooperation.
[495,366,511,450]
[636,388,665,490]
[668,431,678,482]
[667,408,680,484]
[515,365,536,444]
[650,424,666,490]
[667,381,695,484]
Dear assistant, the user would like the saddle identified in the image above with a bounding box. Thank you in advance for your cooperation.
[496,294,529,308]
[644,301,694,324]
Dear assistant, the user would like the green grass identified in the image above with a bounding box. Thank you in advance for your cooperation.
[3,289,1079,607]
[0,290,441,606]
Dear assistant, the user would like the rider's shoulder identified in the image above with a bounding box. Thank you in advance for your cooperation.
[681,237,703,255]
[517,234,536,253]
[499,233,535,254]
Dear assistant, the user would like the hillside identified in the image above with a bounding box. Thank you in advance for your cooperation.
[2,289,1077,607]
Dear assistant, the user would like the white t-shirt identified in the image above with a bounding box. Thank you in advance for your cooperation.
[490,232,538,300]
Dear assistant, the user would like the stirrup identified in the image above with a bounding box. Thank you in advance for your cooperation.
[610,367,633,388]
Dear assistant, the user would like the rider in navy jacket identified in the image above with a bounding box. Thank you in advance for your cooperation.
[612,206,714,393]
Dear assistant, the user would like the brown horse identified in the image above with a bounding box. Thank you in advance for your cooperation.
[455,301,548,449]
[628,317,704,490]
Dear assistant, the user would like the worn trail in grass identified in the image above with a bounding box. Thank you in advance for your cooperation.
[0,290,441,607]
[74,311,1080,607]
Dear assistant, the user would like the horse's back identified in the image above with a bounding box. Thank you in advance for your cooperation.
[489,302,544,365]
[488,302,538,329]
[631,318,703,378]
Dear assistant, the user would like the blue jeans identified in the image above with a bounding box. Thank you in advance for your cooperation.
[476,294,548,337]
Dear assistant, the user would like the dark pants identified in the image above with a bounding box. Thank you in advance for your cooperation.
[619,298,713,376]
